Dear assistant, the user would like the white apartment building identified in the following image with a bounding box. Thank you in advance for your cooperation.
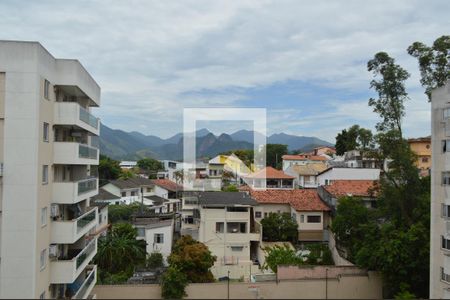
[430,81,450,298]
[0,41,101,299]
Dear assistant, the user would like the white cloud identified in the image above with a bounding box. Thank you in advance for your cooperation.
[0,0,447,139]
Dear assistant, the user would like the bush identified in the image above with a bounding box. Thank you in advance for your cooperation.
[161,267,188,299]
[147,252,164,268]
[260,213,298,242]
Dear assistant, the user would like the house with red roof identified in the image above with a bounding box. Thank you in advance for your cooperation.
[247,188,331,241]
[244,166,295,190]
[282,154,329,171]
[317,180,378,210]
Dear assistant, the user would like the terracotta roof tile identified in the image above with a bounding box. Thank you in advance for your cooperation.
[244,167,295,179]
[248,188,330,211]
[151,179,183,192]
[289,163,328,175]
[282,155,328,161]
[323,180,378,198]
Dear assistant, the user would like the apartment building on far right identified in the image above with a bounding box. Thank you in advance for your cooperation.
[430,81,450,299]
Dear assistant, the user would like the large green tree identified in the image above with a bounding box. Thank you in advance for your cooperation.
[168,235,216,283]
[407,35,450,101]
[137,158,163,179]
[266,144,288,169]
[260,212,298,242]
[335,125,373,155]
[161,266,188,299]
[98,155,121,185]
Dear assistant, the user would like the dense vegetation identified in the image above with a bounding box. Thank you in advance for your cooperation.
[260,212,298,242]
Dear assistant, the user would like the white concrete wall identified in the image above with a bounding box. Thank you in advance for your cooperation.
[143,223,173,264]
[317,168,380,186]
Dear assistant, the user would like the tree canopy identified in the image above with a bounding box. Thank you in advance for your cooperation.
[407,35,450,101]
[335,125,374,155]
[98,155,122,185]
[137,158,164,179]
[260,212,298,242]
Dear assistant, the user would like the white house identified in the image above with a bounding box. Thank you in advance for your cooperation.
[119,161,138,169]
[101,177,156,205]
[285,163,328,188]
[316,167,380,186]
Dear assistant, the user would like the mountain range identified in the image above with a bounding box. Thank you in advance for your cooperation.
[99,123,333,161]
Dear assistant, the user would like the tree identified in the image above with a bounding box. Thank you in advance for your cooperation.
[119,169,136,179]
[94,223,146,279]
[335,125,364,155]
[108,203,141,223]
[161,266,188,299]
[368,52,410,136]
[138,158,163,179]
[262,244,301,273]
[260,213,298,242]
[146,252,164,269]
[223,184,238,192]
[266,144,288,169]
[98,155,121,185]
[407,35,450,101]
[168,235,216,283]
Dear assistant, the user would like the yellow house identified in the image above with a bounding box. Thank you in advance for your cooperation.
[209,154,253,175]
[407,136,431,176]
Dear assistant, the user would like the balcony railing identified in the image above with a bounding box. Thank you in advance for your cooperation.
[79,144,98,159]
[76,239,97,269]
[78,177,97,195]
[79,106,99,129]
[73,266,97,299]
[77,209,97,234]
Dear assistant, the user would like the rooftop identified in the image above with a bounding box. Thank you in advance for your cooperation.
[282,154,328,161]
[91,188,121,201]
[407,136,431,143]
[152,179,183,192]
[244,167,295,179]
[198,191,258,206]
[248,189,330,211]
[323,180,378,198]
[288,163,328,176]
[109,177,155,189]
[144,195,169,206]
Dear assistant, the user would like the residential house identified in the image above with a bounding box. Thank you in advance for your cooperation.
[0,41,100,299]
[101,177,156,205]
[429,81,450,298]
[91,188,122,205]
[407,136,431,176]
[317,180,378,211]
[132,213,175,264]
[343,150,380,169]
[313,146,336,156]
[186,192,261,280]
[282,154,328,171]
[248,189,331,241]
[119,161,137,170]
[244,167,295,189]
[285,162,328,188]
[316,167,380,186]
[157,160,181,181]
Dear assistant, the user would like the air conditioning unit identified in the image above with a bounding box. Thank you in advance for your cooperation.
[49,244,58,258]
[50,204,60,218]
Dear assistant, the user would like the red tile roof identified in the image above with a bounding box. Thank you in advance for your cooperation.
[323,180,378,198]
[244,167,295,179]
[248,189,330,212]
[282,154,328,161]
[151,179,183,192]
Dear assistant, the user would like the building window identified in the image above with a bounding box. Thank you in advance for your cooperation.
[426,144,430,149]
[40,249,47,270]
[442,204,450,218]
[300,214,305,223]
[44,79,50,100]
[41,207,47,227]
[147,187,152,192]
[442,140,450,152]
[325,179,329,185]
[42,165,48,184]
[131,191,136,196]
[444,107,450,119]
[227,222,246,233]
[216,222,224,233]
[43,122,49,142]
[421,157,429,163]
[231,246,244,252]
[227,207,247,212]
[185,216,194,224]
[154,233,164,244]
[137,228,145,237]
[291,213,296,221]
[443,172,450,185]
[442,236,450,250]
[255,211,262,218]
[441,267,450,283]
[121,192,126,197]
[307,215,321,223]
[264,212,268,218]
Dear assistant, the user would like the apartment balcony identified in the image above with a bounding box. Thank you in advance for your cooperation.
[54,142,99,165]
[51,207,98,244]
[71,265,97,300]
[54,102,100,136]
[53,177,98,204]
[50,238,98,284]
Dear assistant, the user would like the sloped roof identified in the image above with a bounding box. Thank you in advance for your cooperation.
[289,163,328,176]
[323,180,378,198]
[144,195,169,206]
[91,188,121,201]
[109,177,155,189]
[198,191,257,206]
[282,155,328,161]
[244,167,295,179]
[248,189,330,211]
[151,179,183,192]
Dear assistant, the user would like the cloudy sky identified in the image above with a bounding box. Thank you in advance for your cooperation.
[1,0,449,142]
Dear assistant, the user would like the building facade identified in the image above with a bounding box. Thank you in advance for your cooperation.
[407,136,431,177]
[0,41,101,299]
[430,81,450,298]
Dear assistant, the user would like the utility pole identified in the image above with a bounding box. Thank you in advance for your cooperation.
[227,270,230,299]
[325,267,328,299]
